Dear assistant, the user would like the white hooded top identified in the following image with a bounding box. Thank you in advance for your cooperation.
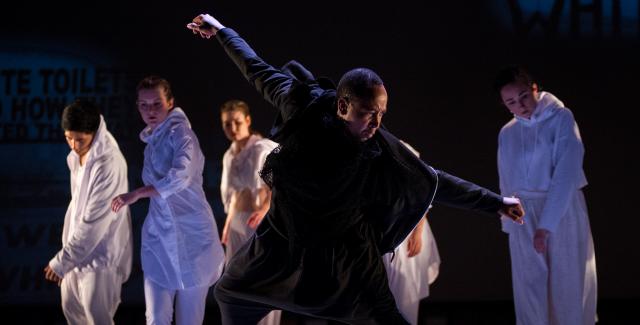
[139,107,224,290]
[49,116,133,281]
[498,91,588,233]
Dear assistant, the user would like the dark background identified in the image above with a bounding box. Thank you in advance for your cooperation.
[1,0,638,324]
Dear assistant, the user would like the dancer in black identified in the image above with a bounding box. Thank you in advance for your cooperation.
[188,13,525,324]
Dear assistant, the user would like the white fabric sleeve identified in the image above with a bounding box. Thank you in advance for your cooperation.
[538,111,585,232]
[49,164,123,276]
[497,130,518,231]
[154,127,197,199]
[220,150,233,213]
[497,131,508,196]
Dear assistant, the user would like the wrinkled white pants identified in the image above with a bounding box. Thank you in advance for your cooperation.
[144,277,211,325]
[507,191,597,325]
[61,269,123,325]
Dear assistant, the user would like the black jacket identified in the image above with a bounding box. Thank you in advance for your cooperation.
[217,28,503,254]
[214,28,504,320]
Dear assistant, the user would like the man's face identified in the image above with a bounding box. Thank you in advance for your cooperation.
[137,86,174,130]
[337,85,388,141]
[64,130,94,157]
[221,110,251,142]
[500,82,539,119]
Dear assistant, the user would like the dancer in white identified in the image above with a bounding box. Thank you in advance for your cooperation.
[45,99,133,325]
[495,66,597,325]
[112,76,225,325]
[219,99,280,325]
[382,141,440,325]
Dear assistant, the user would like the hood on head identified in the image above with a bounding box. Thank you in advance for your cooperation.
[68,115,118,166]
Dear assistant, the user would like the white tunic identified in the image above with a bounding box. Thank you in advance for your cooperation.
[221,134,278,259]
[140,107,224,290]
[49,115,133,280]
[498,92,597,325]
[382,141,441,325]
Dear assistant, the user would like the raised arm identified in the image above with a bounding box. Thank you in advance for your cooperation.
[188,14,311,121]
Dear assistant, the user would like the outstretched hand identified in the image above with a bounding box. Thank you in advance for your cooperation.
[187,14,225,39]
[499,196,525,225]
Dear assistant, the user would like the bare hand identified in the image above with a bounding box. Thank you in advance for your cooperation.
[186,14,225,39]
[111,192,138,213]
[499,197,525,225]
[247,209,267,229]
[406,228,423,257]
[533,228,550,253]
[44,265,62,286]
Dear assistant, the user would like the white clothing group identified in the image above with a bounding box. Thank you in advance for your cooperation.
[51,91,597,325]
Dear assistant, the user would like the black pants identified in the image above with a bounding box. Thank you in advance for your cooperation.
[214,222,409,325]
[214,280,409,325]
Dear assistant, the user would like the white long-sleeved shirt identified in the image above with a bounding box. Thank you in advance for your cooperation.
[49,116,133,280]
[498,91,588,233]
[140,107,224,290]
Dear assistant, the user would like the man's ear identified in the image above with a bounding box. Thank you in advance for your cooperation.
[337,98,349,116]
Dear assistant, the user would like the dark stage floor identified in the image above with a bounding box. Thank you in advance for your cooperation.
[3,298,638,324]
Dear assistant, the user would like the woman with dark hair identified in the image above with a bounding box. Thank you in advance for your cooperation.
[219,99,280,324]
[495,66,597,324]
[111,76,224,325]
[46,99,133,325]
